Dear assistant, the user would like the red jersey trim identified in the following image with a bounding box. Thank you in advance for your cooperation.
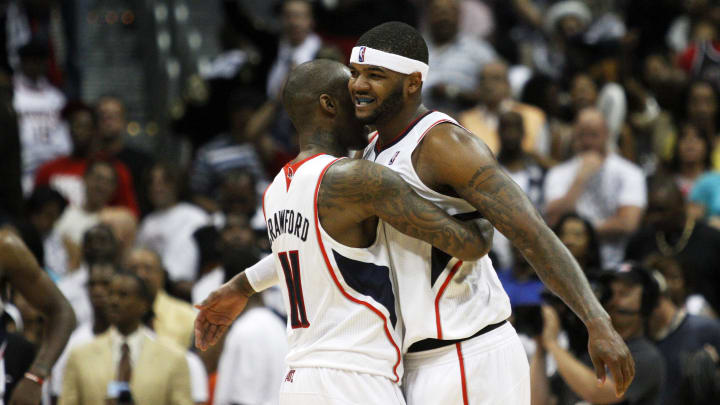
[435,260,464,339]
[456,343,470,405]
[283,153,326,191]
[312,158,402,383]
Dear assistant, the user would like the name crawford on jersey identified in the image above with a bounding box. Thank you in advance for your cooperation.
[267,209,310,243]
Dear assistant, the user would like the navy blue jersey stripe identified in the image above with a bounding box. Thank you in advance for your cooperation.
[431,211,483,287]
[332,250,397,327]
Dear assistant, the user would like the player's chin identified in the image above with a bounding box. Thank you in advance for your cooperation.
[354,107,378,125]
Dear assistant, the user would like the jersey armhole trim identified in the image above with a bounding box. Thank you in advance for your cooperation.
[312,157,402,383]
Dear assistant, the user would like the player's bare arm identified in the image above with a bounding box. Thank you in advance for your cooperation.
[414,124,635,397]
[318,158,493,260]
[0,229,76,404]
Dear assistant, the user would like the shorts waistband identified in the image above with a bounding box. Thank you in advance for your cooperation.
[407,320,508,353]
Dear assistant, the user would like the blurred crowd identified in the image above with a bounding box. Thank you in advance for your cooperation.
[1,0,720,404]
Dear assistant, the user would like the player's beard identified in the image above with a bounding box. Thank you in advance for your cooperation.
[358,83,405,126]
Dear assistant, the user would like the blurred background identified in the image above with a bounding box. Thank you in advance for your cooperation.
[1,0,720,404]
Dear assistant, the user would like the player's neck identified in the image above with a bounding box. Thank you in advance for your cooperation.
[296,128,346,162]
[375,104,428,147]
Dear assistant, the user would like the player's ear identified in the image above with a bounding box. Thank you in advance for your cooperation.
[319,94,336,115]
[406,72,423,96]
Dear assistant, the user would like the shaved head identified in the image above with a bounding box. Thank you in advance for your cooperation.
[282,59,351,132]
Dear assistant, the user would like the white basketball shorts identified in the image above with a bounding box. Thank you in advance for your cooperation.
[279,367,406,405]
[403,321,530,405]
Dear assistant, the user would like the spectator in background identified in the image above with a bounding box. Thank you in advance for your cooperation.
[533,265,666,405]
[25,186,67,277]
[459,61,550,156]
[0,69,23,222]
[545,108,646,267]
[47,261,116,404]
[126,248,196,349]
[99,207,138,265]
[683,81,720,169]
[689,170,720,228]
[34,102,139,216]
[137,162,209,293]
[421,0,498,114]
[190,91,269,214]
[95,95,156,216]
[644,262,720,404]
[674,348,720,404]
[214,169,266,231]
[666,122,714,199]
[13,40,70,194]
[645,254,716,319]
[60,272,192,405]
[626,176,720,316]
[490,111,547,268]
[553,212,602,274]
[57,224,120,327]
[53,160,119,255]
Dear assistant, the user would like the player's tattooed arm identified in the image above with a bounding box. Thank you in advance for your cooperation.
[319,159,492,261]
[418,125,634,396]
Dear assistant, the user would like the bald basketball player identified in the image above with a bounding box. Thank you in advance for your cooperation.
[0,229,76,404]
[195,59,493,404]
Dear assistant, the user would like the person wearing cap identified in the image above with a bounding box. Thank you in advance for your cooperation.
[534,264,666,405]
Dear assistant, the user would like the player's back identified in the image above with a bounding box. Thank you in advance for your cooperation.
[363,111,512,351]
[263,153,403,382]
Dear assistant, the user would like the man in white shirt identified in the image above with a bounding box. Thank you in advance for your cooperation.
[544,108,646,268]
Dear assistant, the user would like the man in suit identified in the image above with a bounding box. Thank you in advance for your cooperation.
[60,272,192,405]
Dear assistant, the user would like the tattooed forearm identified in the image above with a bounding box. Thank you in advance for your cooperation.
[462,164,607,323]
[320,160,492,261]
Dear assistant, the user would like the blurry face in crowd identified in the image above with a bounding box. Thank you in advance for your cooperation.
[480,62,510,107]
[70,110,97,156]
[557,15,585,38]
[31,201,64,236]
[19,55,47,81]
[607,279,644,336]
[87,263,116,312]
[644,185,685,232]
[348,64,407,126]
[428,0,460,44]
[282,0,314,46]
[220,214,259,276]
[678,124,708,165]
[96,98,127,142]
[82,225,118,265]
[653,258,687,307]
[687,82,717,124]
[84,162,117,210]
[219,171,257,217]
[570,74,598,111]
[498,111,524,157]
[573,109,608,154]
[643,55,669,88]
[559,218,590,264]
[691,20,717,43]
[107,274,150,332]
[125,249,164,297]
[148,166,178,210]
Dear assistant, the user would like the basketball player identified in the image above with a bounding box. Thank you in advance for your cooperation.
[195,59,493,404]
[0,229,76,404]
[344,22,635,404]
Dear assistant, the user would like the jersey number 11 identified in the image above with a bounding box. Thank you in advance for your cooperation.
[278,251,310,329]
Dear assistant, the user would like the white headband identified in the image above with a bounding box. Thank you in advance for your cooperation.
[350,46,429,82]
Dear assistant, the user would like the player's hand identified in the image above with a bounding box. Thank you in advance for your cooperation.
[586,316,635,397]
[470,218,494,257]
[194,280,250,351]
[577,151,604,180]
[8,377,41,405]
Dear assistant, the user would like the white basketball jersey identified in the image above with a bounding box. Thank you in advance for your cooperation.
[262,153,403,382]
[363,111,512,351]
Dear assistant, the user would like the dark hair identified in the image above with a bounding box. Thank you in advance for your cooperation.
[84,159,117,179]
[668,121,713,173]
[356,22,429,64]
[553,212,602,272]
[61,100,97,125]
[145,161,188,201]
[25,186,67,216]
[114,270,156,325]
[683,80,720,122]
[602,263,661,318]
